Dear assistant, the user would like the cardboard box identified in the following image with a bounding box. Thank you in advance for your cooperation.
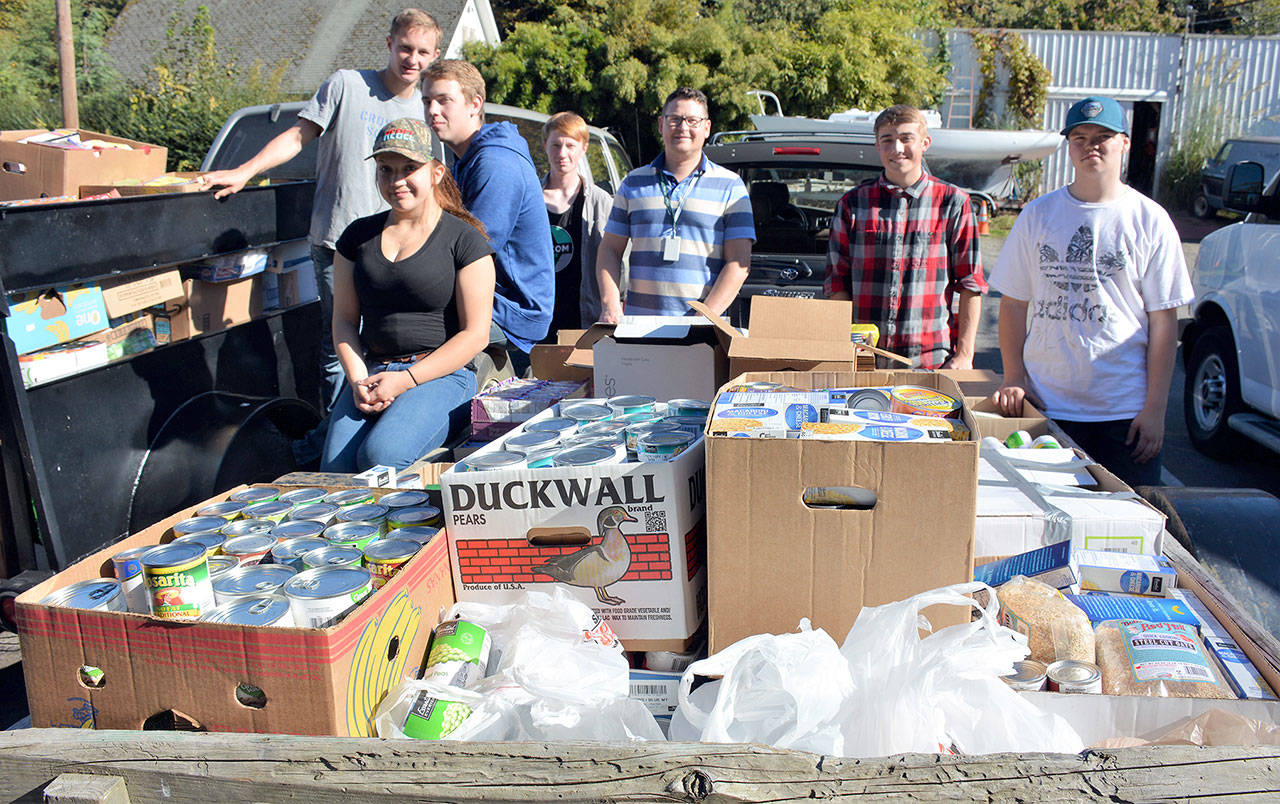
[4,285,109,355]
[696,296,858,376]
[705,370,978,653]
[441,403,707,651]
[99,270,184,318]
[966,396,1049,442]
[1,129,167,201]
[152,277,263,343]
[530,329,593,385]
[569,316,731,402]
[15,483,454,736]
[267,240,313,274]
[78,171,204,198]
[18,340,108,387]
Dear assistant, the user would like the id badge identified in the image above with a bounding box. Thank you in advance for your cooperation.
[662,236,682,262]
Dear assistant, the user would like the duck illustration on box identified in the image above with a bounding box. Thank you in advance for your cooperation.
[533,506,636,606]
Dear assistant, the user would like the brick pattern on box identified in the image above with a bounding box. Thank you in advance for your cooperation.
[456,533,674,585]
[685,520,705,581]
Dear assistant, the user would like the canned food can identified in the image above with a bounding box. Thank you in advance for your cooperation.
[1001,660,1049,692]
[608,394,656,416]
[283,566,373,628]
[207,554,241,579]
[323,488,376,507]
[561,402,613,424]
[289,502,341,525]
[173,531,227,555]
[270,519,326,541]
[666,398,712,419]
[845,388,892,412]
[112,546,153,613]
[423,619,492,688]
[1046,660,1102,694]
[456,451,526,472]
[111,545,149,581]
[388,506,442,529]
[212,564,297,605]
[888,386,963,419]
[302,545,365,570]
[277,487,329,505]
[41,579,127,612]
[229,486,280,504]
[324,521,381,550]
[1004,430,1033,449]
[173,515,231,538]
[393,525,441,546]
[552,445,618,467]
[402,691,473,740]
[221,534,278,566]
[729,381,785,392]
[663,415,707,436]
[336,503,389,534]
[504,429,562,454]
[625,421,681,455]
[221,519,277,538]
[240,500,295,523]
[526,416,578,435]
[271,536,330,570]
[1032,434,1064,449]
[522,447,560,469]
[202,594,295,627]
[572,433,626,461]
[579,420,629,437]
[618,410,663,424]
[378,490,430,509]
[140,542,216,620]
[637,430,697,462]
[363,538,421,589]
[195,500,248,521]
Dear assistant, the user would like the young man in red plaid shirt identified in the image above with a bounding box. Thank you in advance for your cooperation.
[824,106,987,369]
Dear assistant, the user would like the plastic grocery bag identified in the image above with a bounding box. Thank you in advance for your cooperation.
[838,581,1083,756]
[374,588,665,741]
[668,620,854,753]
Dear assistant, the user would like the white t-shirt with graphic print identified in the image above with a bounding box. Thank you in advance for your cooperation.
[989,185,1193,421]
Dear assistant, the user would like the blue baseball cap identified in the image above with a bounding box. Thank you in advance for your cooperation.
[1060,96,1127,136]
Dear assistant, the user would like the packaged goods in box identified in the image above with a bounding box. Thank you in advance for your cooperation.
[976,544,1176,597]
[976,441,1165,559]
[705,370,978,653]
[15,483,454,736]
[470,377,590,441]
[99,270,183,318]
[196,248,269,282]
[974,541,1074,589]
[151,277,262,342]
[5,285,109,355]
[442,403,707,651]
[18,340,108,387]
[1170,589,1278,700]
[1066,592,1199,626]
[1,128,167,201]
[78,171,205,198]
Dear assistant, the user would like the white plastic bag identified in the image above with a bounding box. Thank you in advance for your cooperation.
[374,588,664,741]
[838,581,1083,756]
[669,619,853,754]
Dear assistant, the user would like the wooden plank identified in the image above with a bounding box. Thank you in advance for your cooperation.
[1,729,1279,802]
[43,773,130,804]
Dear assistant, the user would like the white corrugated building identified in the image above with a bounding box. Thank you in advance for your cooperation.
[941,30,1280,195]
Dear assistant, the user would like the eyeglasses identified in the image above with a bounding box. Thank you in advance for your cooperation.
[662,114,707,129]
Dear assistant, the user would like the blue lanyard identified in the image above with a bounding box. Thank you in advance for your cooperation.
[659,167,702,235]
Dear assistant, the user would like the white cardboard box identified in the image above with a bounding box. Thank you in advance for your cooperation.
[441,403,707,651]
[569,316,731,402]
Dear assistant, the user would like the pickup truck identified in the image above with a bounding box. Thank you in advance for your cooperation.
[1182,160,1280,457]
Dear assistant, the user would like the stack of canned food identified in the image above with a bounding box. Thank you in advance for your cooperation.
[41,486,444,629]
[455,395,712,472]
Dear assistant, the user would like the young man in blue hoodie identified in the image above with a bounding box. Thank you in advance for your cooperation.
[423,60,554,375]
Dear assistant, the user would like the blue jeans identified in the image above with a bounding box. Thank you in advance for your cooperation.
[320,363,476,472]
[310,245,346,412]
[1053,418,1163,488]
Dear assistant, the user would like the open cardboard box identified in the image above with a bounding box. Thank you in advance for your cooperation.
[567,315,732,402]
[16,483,454,736]
[152,277,263,343]
[705,370,979,653]
[1,129,167,201]
[78,171,205,198]
[966,395,1050,443]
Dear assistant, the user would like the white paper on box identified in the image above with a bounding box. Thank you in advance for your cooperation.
[442,404,707,645]
[1071,550,1177,596]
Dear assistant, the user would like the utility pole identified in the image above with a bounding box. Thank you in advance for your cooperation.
[55,0,79,128]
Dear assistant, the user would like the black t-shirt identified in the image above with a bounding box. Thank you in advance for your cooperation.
[543,188,585,341]
[336,210,493,360]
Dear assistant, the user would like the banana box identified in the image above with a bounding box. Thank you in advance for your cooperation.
[442,403,707,652]
[5,284,109,355]
[16,482,454,736]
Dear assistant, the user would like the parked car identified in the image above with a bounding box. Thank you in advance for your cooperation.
[202,102,634,193]
[703,130,993,327]
[1182,159,1280,456]
[1192,136,1280,219]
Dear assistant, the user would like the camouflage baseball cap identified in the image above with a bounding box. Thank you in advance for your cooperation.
[369,118,435,163]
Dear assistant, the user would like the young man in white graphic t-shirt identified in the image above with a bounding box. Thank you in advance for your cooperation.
[989,96,1194,487]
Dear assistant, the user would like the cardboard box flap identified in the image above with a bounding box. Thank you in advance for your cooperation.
[728,336,854,362]
[99,269,184,318]
[687,300,743,343]
[748,296,849,340]
[566,323,615,367]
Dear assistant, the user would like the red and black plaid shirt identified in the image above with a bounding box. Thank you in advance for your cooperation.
[825,173,987,369]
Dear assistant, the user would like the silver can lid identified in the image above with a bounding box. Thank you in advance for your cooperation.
[208,555,241,578]
[272,536,329,562]
[285,566,372,599]
[388,506,440,526]
[462,451,526,471]
[202,594,293,626]
[561,402,613,423]
[337,503,389,523]
[392,525,441,546]
[579,420,628,436]
[378,490,430,509]
[667,398,711,415]
[363,538,421,563]
[173,531,228,552]
[241,501,294,519]
[303,545,364,568]
[228,486,280,503]
[1002,659,1048,684]
[277,487,329,505]
[505,430,562,451]
[324,521,381,542]
[553,445,616,467]
[141,541,209,569]
[608,394,656,411]
[270,520,326,541]
[527,416,578,434]
[196,500,248,519]
[41,579,123,610]
[213,564,297,597]
[1047,659,1102,685]
[639,431,696,449]
[221,534,277,556]
[173,515,232,535]
[289,502,341,522]
[324,488,376,506]
[221,519,276,537]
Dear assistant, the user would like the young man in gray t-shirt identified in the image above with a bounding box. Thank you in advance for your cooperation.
[202,10,440,413]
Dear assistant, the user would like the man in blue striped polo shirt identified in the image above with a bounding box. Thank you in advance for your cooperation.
[597,87,755,321]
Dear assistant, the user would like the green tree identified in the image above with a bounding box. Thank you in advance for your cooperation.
[944,0,1184,32]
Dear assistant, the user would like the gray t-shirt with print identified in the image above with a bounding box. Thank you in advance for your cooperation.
[298,69,425,248]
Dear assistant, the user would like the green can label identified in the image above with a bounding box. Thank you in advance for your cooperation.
[143,555,215,620]
[403,691,472,740]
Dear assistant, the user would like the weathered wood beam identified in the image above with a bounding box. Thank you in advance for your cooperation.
[1,729,1278,802]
